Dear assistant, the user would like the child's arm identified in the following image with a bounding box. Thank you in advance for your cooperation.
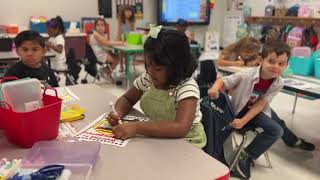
[93,31,123,47]
[230,98,268,129]
[208,78,224,98]
[112,97,197,140]
[46,41,63,54]
[108,86,143,126]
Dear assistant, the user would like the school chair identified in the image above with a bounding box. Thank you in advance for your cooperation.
[230,127,273,171]
[196,59,217,98]
[52,48,80,86]
[80,43,114,84]
[200,92,273,176]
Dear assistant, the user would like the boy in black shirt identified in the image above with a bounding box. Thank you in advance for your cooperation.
[5,30,58,87]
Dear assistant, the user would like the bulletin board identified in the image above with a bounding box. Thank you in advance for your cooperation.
[116,0,144,19]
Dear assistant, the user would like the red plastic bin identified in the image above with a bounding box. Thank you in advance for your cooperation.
[0,77,19,129]
[0,88,62,148]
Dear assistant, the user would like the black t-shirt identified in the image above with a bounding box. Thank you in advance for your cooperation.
[4,61,59,87]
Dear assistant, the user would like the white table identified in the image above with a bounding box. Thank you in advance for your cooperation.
[0,84,230,180]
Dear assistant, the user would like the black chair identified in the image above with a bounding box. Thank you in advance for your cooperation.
[196,60,217,98]
[80,43,114,84]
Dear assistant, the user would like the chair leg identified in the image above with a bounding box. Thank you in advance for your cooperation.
[263,151,272,169]
[232,133,239,148]
[230,133,247,170]
[65,73,75,86]
[253,129,272,169]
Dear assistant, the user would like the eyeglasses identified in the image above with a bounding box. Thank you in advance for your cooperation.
[9,165,64,180]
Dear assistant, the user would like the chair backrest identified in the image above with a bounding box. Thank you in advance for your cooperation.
[200,92,235,165]
[196,60,217,98]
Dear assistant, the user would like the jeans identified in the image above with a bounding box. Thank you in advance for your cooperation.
[243,112,284,159]
[271,109,299,147]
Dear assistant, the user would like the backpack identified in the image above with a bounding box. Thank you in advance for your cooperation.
[279,24,293,42]
[201,94,235,166]
[302,26,318,50]
[286,27,304,48]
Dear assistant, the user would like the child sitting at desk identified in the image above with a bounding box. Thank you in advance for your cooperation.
[4,30,58,87]
[45,16,67,71]
[107,27,207,148]
[218,37,315,152]
[218,36,262,67]
[209,41,312,179]
[90,18,123,75]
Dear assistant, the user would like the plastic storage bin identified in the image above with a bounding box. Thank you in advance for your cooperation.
[6,24,19,34]
[22,140,101,179]
[126,33,143,45]
[30,22,47,33]
[292,47,311,58]
[289,56,314,76]
[1,78,43,112]
[0,88,62,148]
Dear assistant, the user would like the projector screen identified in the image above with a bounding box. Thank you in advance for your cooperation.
[157,0,210,25]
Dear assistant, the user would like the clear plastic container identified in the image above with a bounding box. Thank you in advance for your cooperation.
[1,78,43,112]
[22,139,101,180]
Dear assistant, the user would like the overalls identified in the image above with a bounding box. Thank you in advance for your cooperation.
[140,86,207,148]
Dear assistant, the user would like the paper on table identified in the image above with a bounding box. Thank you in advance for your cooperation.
[46,87,80,102]
[75,113,131,147]
[283,78,320,90]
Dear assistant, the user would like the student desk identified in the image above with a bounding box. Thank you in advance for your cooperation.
[111,44,202,89]
[217,66,320,113]
[0,51,55,61]
[0,84,230,180]
[0,51,55,76]
[111,45,144,89]
[9,32,87,60]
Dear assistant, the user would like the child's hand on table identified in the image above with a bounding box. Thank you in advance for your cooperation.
[112,123,137,140]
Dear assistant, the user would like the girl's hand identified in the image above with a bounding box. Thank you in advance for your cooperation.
[230,118,246,129]
[112,123,137,140]
[107,111,122,126]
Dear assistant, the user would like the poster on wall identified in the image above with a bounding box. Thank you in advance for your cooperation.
[116,0,143,19]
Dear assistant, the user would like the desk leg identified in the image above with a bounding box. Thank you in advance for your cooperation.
[292,94,298,114]
[126,53,132,89]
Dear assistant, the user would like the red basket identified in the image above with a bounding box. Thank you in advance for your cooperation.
[0,88,62,148]
[0,77,19,129]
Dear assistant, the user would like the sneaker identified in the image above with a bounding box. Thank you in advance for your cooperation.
[297,139,315,151]
[236,152,253,179]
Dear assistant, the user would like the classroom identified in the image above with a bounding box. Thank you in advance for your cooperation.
[0,0,319,180]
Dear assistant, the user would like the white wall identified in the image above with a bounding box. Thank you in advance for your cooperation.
[0,0,228,45]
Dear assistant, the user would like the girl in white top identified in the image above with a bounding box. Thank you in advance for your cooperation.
[46,16,67,71]
[90,18,123,71]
